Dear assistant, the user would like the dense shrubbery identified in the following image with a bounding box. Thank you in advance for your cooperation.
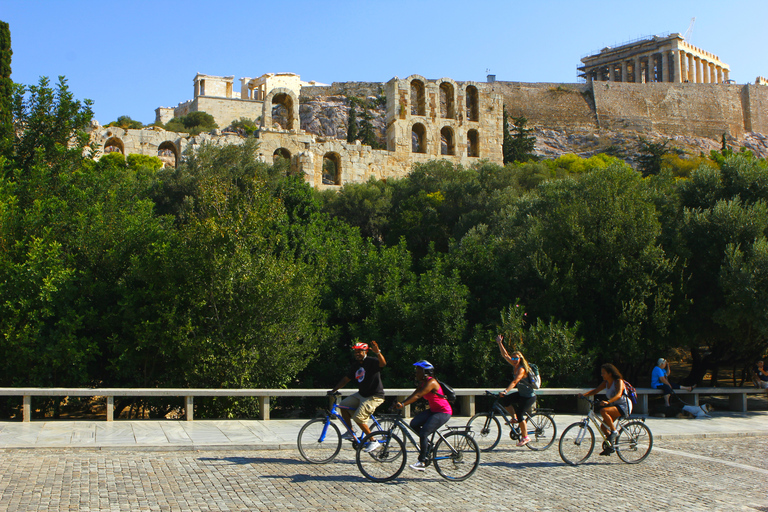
[2,65,768,418]
[107,115,143,130]
[165,111,218,135]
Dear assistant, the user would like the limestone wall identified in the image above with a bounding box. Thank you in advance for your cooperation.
[491,82,597,130]
[191,97,264,129]
[301,82,386,101]
[745,84,768,134]
[592,82,747,138]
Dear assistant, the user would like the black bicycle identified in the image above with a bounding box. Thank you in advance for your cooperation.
[355,412,480,482]
[466,391,557,451]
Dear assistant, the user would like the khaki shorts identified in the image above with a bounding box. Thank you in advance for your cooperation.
[340,392,384,424]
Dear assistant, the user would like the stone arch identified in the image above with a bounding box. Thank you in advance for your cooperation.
[409,77,426,116]
[438,79,456,119]
[467,129,479,157]
[411,123,427,154]
[440,126,455,156]
[465,85,479,122]
[261,88,300,131]
[104,137,124,155]
[273,147,291,163]
[157,141,178,168]
[322,152,341,185]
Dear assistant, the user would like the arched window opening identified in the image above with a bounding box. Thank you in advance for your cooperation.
[273,148,291,170]
[322,152,341,185]
[410,79,426,116]
[467,129,479,157]
[271,92,294,130]
[274,148,291,161]
[157,141,178,168]
[466,86,479,121]
[440,127,455,156]
[104,137,124,155]
[411,123,426,154]
[439,82,455,119]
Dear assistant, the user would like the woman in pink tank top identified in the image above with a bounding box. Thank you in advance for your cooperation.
[395,360,453,471]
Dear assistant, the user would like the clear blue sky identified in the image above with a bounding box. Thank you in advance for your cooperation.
[3,0,766,125]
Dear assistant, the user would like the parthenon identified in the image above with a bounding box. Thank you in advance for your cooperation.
[578,33,730,84]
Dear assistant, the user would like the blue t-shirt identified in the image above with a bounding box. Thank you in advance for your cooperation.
[651,366,668,388]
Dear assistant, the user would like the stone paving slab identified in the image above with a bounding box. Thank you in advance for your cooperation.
[0,437,766,511]
[0,411,767,451]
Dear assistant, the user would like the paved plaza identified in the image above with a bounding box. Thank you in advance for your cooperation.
[0,412,767,511]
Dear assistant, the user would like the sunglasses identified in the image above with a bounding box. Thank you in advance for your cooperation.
[510,357,520,361]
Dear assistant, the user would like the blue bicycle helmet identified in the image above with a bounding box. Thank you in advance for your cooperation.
[413,360,435,376]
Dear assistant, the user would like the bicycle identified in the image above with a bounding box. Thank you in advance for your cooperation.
[466,390,557,451]
[297,391,391,464]
[355,412,480,482]
[558,396,653,466]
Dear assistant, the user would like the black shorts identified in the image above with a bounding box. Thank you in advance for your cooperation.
[500,393,536,422]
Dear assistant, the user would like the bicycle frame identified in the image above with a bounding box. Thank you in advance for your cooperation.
[575,401,626,445]
[382,414,464,463]
[318,394,386,445]
[486,393,550,434]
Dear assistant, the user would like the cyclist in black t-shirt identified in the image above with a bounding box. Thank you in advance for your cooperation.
[330,341,387,442]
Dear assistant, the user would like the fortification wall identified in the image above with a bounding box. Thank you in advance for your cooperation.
[490,82,597,131]
[190,96,264,129]
[591,82,746,138]
[301,82,386,100]
[745,84,768,134]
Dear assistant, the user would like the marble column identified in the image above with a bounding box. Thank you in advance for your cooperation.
[695,56,702,83]
[687,53,694,82]
[716,66,723,83]
[621,61,628,82]
[710,63,717,84]
[634,56,642,83]
[724,69,730,81]
[673,50,683,83]
[661,51,669,82]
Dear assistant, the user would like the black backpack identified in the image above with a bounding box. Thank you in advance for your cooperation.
[436,379,456,403]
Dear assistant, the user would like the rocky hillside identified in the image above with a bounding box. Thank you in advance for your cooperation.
[299,95,386,148]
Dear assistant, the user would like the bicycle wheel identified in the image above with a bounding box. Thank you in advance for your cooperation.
[615,420,653,464]
[526,412,557,451]
[297,418,342,464]
[558,422,595,466]
[433,432,480,481]
[355,431,406,482]
[466,413,501,451]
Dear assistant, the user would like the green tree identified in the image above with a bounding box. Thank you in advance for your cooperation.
[165,111,218,135]
[346,101,358,143]
[10,76,94,174]
[0,21,12,158]
[670,154,768,384]
[637,137,670,177]
[230,117,258,136]
[359,106,378,148]
[107,115,143,130]
[503,110,536,164]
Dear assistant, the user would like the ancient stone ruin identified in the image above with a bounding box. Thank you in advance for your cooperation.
[89,36,768,185]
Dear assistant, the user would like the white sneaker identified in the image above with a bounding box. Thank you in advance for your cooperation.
[363,441,380,453]
[409,461,427,471]
[341,431,356,441]
[516,436,531,447]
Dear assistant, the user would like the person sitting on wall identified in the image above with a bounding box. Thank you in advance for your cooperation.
[652,358,695,407]
[753,360,768,397]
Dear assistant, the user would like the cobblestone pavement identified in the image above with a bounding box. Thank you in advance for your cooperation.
[1,437,766,511]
